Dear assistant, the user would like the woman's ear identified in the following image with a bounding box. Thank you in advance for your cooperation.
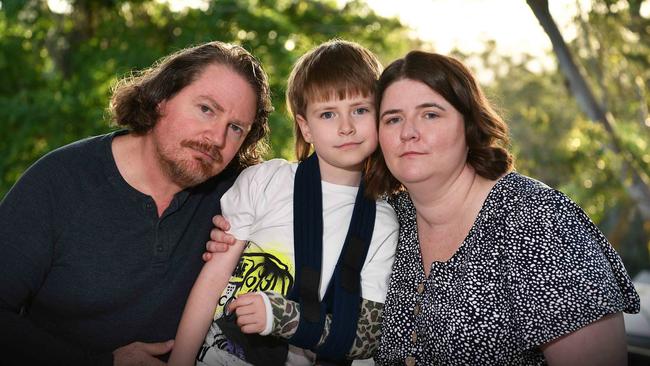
[157,100,167,117]
[296,115,313,143]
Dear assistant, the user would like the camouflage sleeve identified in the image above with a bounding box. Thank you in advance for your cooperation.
[263,291,384,359]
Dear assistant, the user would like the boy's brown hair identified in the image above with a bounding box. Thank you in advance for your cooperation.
[286,39,382,161]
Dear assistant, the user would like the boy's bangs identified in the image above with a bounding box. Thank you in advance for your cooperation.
[304,82,373,104]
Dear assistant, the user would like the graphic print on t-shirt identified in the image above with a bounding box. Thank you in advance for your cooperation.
[214,241,294,320]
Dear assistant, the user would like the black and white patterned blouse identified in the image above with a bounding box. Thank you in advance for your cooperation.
[375,172,640,366]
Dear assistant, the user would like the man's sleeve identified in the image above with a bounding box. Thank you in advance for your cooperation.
[0,157,111,365]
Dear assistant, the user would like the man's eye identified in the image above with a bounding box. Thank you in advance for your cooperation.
[200,105,213,114]
[229,124,243,134]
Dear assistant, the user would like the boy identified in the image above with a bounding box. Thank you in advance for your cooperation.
[169,40,398,366]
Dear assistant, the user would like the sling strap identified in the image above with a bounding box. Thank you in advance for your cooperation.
[288,153,376,362]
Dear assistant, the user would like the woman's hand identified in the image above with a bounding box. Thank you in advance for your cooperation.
[202,215,236,261]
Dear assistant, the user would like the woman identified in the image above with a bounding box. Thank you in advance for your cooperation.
[365,51,640,365]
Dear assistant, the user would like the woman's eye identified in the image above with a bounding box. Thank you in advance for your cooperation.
[424,112,438,119]
[384,116,401,125]
[320,111,335,119]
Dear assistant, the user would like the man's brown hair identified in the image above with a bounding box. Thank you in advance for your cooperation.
[109,41,273,170]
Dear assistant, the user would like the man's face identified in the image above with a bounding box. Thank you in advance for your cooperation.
[151,63,257,188]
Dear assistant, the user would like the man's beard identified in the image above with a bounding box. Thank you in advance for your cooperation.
[155,139,225,188]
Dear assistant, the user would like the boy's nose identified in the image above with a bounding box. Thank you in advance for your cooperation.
[338,117,355,135]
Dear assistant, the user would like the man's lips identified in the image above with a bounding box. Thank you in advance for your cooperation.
[192,148,218,162]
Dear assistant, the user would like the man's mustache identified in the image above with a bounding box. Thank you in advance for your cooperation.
[181,140,223,163]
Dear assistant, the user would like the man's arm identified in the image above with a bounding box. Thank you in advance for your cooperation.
[0,157,113,365]
[168,240,246,366]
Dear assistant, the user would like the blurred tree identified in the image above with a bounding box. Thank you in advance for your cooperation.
[527,0,650,221]
[0,0,418,195]
[525,0,650,274]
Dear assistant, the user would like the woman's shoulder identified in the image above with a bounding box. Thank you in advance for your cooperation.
[386,190,415,221]
[494,172,576,218]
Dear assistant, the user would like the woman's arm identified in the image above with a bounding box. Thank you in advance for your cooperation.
[541,312,626,366]
[167,240,246,366]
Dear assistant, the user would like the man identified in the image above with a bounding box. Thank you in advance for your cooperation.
[0,41,272,365]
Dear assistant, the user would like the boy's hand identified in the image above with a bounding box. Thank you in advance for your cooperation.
[228,292,267,334]
[202,215,236,261]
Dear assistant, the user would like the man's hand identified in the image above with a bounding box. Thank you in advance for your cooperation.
[113,340,174,366]
[202,215,236,261]
[228,293,267,334]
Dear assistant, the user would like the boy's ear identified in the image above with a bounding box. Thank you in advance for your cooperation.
[296,115,313,143]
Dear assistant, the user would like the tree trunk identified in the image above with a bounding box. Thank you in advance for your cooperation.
[526,0,650,220]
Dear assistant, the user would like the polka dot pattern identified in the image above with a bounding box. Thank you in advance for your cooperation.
[375,172,640,365]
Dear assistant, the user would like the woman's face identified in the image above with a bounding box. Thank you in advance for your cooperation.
[378,78,468,188]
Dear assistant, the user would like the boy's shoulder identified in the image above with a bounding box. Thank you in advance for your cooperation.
[239,158,297,179]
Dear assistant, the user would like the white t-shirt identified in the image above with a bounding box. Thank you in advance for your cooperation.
[201,159,398,366]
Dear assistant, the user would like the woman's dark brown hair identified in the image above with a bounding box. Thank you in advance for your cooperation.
[365,51,513,198]
[109,41,273,170]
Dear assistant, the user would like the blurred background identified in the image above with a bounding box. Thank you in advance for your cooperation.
[1,0,649,327]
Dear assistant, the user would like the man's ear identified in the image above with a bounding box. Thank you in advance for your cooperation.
[296,115,312,143]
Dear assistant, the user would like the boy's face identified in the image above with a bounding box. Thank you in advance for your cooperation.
[297,92,378,184]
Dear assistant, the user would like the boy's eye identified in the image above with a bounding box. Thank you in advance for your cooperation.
[353,107,370,115]
[320,111,335,119]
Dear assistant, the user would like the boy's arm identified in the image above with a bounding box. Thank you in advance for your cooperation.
[168,240,246,366]
[263,292,383,359]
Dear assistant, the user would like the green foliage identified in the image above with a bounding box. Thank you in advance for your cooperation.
[1,0,648,272]
[452,0,650,274]
[0,0,417,196]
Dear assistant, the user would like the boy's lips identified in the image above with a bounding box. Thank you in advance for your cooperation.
[336,141,362,149]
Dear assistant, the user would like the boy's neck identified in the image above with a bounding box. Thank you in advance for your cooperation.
[318,161,363,187]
